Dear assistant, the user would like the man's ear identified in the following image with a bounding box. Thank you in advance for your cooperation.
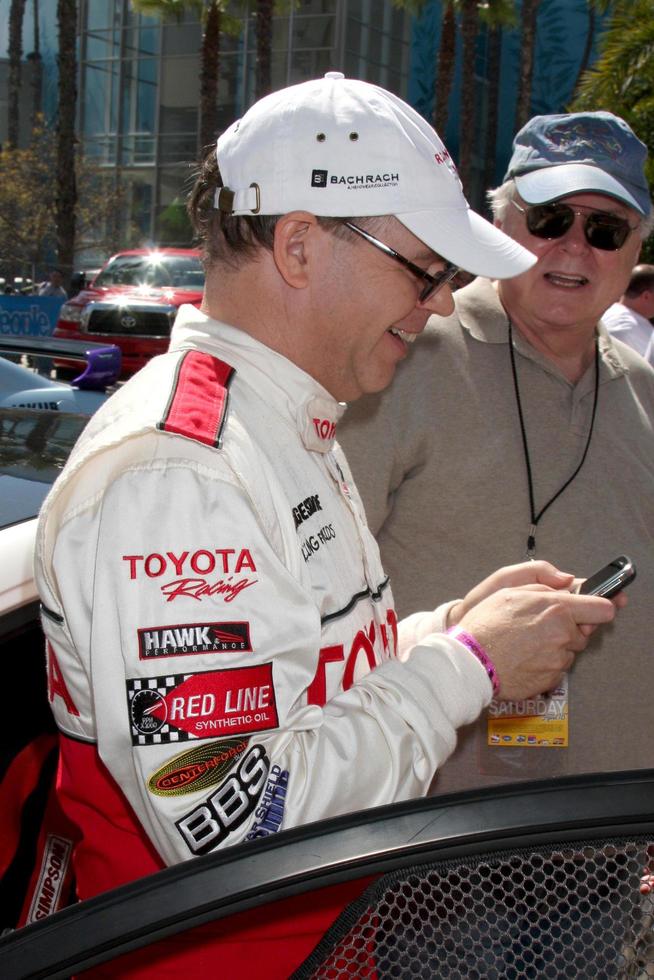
[272,212,320,288]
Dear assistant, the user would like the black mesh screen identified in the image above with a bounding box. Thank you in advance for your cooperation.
[294,836,654,979]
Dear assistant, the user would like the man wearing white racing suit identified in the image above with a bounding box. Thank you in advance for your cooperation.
[34,74,619,976]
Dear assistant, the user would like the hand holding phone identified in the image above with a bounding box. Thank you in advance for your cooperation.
[578,555,636,599]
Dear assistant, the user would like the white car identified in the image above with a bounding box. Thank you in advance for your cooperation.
[0,337,117,931]
[0,408,90,620]
[0,405,90,930]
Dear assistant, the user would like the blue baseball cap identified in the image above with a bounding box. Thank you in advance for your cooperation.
[505,111,651,217]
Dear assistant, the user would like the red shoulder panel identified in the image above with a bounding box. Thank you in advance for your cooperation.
[158,351,235,448]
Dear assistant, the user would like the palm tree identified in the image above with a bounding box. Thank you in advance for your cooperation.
[28,0,43,129]
[198,0,223,152]
[396,0,513,198]
[457,0,514,196]
[572,0,654,179]
[457,0,478,193]
[55,0,78,287]
[572,0,613,96]
[481,0,517,203]
[394,0,457,137]
[255,0,275,99]
[131,0,246,156]
[8,0,27,148]
[514,0,542,132]
[434,1,457,136]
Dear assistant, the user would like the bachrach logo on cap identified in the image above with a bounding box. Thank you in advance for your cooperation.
[309,169,399,190]
[311,169,328,188]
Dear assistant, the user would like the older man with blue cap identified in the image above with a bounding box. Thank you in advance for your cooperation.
[340,108,654,797]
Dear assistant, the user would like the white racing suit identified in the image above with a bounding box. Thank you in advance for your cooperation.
[35,306,491,899]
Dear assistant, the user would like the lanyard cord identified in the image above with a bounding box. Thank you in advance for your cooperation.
[508,320,600,557]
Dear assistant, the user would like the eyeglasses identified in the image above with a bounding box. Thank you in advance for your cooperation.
[511,199,639,251]
[342,221,460,302]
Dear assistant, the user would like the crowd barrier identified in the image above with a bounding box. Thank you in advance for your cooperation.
[0,296,65,338]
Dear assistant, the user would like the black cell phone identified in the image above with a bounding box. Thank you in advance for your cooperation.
[579,555,636,598]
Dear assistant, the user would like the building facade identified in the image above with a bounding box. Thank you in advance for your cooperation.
[409,0,611,208]
[76,0,412,251]
[0,0,608,262]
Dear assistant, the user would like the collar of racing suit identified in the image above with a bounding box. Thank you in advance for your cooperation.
[170,305,346,454]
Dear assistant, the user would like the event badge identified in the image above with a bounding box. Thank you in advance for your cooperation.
[486,674,569,748]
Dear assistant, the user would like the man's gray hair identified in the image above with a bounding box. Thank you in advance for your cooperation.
[487,178,654,239]
[486,180,516,223]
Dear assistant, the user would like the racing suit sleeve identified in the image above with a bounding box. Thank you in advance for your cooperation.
[396,603,459,659]
[45,462,492,867]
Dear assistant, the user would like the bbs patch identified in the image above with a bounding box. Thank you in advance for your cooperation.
[176,744,270,855]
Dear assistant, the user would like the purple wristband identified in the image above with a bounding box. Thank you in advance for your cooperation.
[447,626,500,698]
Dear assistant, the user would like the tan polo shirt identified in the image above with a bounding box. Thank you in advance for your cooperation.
[339,276,654,791]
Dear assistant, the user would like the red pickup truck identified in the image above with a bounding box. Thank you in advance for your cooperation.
[54,248,204,377]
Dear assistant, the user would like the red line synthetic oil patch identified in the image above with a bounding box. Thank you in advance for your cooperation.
[138,621,252,659]
[126,663,279,745]
[158,351,234,447]
[147,737,250,797]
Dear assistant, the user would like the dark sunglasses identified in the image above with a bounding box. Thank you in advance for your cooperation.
[342,221,460,302]
[511,199,639,251]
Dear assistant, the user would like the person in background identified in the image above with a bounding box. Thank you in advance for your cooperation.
[68,270,87,298]
[34,80,620,977]
[37,268,68,298]
[602,263,654,365]
[339,110,654,795]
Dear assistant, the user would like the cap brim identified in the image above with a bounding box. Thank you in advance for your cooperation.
[515,165,644,214]
[397,208,537,279]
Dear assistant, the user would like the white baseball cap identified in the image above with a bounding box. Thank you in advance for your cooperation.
[215,72,536,279]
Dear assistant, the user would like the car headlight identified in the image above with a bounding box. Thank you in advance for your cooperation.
[59,303,84,323]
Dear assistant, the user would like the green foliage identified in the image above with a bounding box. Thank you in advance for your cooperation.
[0,124,55,274]
[130,0,243,39]
[131,0,207,19]
[391,0,429,15]
[392,0,515,22]
[0,120,128,277]
[157,198,194,245]
[571,0,654,258]
[478,0,517,29]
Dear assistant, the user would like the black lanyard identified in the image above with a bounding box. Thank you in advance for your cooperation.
[508,321,600,558]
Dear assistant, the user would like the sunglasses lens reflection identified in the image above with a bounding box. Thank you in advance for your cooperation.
[585,215,631,250]
[525,204,631,251]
